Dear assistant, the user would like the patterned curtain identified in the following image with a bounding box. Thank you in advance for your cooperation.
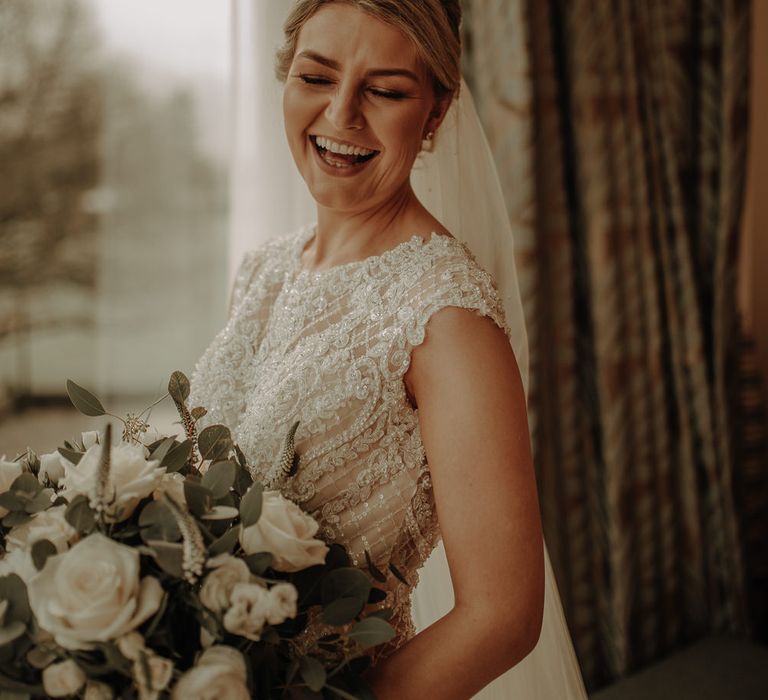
[463,0,752,689]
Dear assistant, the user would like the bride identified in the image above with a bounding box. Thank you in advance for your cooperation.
[190,1,587,697]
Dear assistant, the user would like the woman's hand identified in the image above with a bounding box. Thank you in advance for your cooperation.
[365,306,544,699]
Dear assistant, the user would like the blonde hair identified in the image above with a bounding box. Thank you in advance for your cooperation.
[275,0,462,101]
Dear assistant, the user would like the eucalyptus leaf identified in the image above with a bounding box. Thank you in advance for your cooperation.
[168,371,190,403]
[1,511,32,528]
[139,501,181,542]
[0,620,24,647]
[388,562,410,587]
[321,568,371,607]
[0,574,31,625]
[10,473,41,498]
[64,495,96,534]
[184,481,213,518]
[191,406,207,420]
[347,617,396,649]
[24,489,54,515]
[239,482,263,528]
[0,492,24,512]
[57,446,83,465]
[363,549,386,583]
[147,541,184,578]
[66,379,106,416]
[198,425,233,462]
[164,439,193,473]
[208,525,240,556]
[321,597,364,626]
[201,460,236,498]
[30,540,57,571]
[243,552,272,576]
[299,655,326,692]
[149,437,176,464]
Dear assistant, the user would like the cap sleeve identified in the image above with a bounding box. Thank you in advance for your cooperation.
[387,241,515,380]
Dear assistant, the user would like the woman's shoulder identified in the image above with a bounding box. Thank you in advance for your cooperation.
[228,224,310,312]
[409,233,503,306]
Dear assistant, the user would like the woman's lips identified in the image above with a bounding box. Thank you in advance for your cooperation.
[309,135,379,176]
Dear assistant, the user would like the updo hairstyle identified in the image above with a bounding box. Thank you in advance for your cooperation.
[275,0,462,102]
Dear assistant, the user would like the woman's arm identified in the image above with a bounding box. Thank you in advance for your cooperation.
[363,306,545,699]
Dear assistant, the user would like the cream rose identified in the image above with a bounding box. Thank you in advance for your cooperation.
[84,680,114,700]
[27,533,163,650]
[171,646,249,700]
[222,582,271,640]
[199,554,251,615]
[0,548,37,583]
[134,654,174,699]
[60,442,165,521]
[42,659,86,697]
[0,457,24,516]
[6,505,76,554]
[239,490,328,572]
[39,451,67,485]
[266,582,299,625]
[81,430,100,449]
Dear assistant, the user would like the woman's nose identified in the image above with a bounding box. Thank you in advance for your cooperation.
[325,86,365,131]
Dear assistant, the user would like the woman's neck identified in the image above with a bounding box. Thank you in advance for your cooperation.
[307,186,441,271]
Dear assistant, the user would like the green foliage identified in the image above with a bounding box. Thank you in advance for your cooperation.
[168,371,191,404]
[201,460,236,498]
[64,495,96,534]
[66,379,106,417]
[30,540,56,571]
[197,425,232,463]
[239,482,263,528]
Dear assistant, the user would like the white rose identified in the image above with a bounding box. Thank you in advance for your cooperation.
[27,533,163,650]
[116,631,146,661]
[60,442,165,522]
[42,659,86,697]
[84,680,114,700]
[266,582,298,625]
[239,490,328,572]
[134,654,174,700]
[0,548,37,583]
[171,645,249,700]
[152,472,186,505]
[222,582,272,641]
[6,506,76,554]
[81,430,100,449]
[39,451,67,485]
[0,457,24,516]
[199,554,251,615]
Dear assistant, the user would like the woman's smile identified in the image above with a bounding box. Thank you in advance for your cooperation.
[308,134,380,176]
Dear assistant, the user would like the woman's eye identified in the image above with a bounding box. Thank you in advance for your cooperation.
[299,75,332,85]
[369,88,405,100]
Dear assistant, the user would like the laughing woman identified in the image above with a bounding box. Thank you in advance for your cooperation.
[190,1,588,698]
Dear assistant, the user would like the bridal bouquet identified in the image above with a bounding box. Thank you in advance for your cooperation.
[0,372,397,699]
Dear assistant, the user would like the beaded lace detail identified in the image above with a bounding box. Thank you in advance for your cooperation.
[189,224,512,662]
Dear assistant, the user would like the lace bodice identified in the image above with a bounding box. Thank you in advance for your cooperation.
[188,224,512,661]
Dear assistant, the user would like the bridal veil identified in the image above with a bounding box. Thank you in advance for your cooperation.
[410,79,588,700]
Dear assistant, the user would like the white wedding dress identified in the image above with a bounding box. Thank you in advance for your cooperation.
[188,223,588,698]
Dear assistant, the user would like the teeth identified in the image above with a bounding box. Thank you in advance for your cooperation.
[315,136,375,157]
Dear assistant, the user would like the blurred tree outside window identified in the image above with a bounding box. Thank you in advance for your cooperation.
[0,0,230,452]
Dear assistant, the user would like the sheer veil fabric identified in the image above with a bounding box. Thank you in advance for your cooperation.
[410,80,587,699]
[230,2,586,695]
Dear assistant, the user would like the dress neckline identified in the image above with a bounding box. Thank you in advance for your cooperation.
[292,224,451,278]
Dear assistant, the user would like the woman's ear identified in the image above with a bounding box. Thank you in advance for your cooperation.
[423,92,454,139]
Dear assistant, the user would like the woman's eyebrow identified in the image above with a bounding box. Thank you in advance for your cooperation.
[296,50,420,82]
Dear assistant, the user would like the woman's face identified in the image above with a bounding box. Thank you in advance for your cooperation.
[283,3,444,213]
